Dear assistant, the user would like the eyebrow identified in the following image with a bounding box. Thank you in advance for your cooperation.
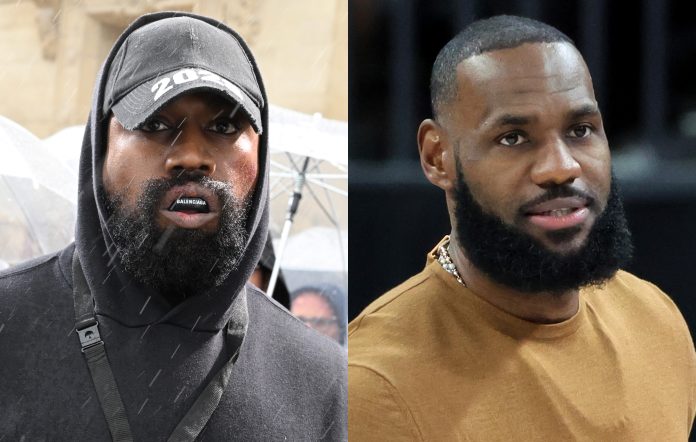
[489,113,535,127]
[484,103,600,129]
[568,103,601,120]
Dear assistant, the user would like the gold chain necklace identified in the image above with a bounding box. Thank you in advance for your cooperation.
[437,240,466,287]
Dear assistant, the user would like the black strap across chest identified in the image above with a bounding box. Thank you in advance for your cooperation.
[72,250,242,442]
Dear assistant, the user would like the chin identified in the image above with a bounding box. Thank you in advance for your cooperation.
[539,230,590,255]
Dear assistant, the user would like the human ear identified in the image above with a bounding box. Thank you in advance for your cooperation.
[418,119,455,191]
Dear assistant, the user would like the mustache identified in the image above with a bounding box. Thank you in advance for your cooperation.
[518,185,598,214]
[152,171,227,191]
[141,171,235,205]
[106,171,236,218]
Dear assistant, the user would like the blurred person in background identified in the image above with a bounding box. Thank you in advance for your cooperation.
[349,15,695,440]
[291,284,347,346]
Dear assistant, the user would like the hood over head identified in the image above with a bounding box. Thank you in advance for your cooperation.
[74,11,269,332]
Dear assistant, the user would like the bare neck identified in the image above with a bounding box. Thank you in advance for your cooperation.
[448,234,579,324]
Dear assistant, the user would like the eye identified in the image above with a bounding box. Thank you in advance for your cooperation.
[208,119,240,135]
[568,124,592,138]
[138,119,170,132]
[498,132,528,147]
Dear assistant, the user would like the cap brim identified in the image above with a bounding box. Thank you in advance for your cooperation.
[111,69,262,133]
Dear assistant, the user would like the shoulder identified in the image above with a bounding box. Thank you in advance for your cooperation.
[587,270,694,364]
[246,285,346,373]
[0,245,75,352]
[594,270,696,418]
[244,285,347,438]
[588,270,688,325]
[0,245,77,381]
[349,264,438,334]
[347,265,445,409]
[348,263,447,361]
[0,244,73,296]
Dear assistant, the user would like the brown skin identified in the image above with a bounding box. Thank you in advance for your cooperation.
[103,91,259,232]
[291,292,341,343]
[418,42,611,324]
[249,266,270,291]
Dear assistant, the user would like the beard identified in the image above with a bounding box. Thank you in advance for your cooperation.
[105,172,250,303]
[453,167,633,294]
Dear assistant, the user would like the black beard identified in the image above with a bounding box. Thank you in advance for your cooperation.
[105,172,249,304]
[453,167,633,294]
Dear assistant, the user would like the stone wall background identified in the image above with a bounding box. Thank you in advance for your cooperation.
[0,0,347,137]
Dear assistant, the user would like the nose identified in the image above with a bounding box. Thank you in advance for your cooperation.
[164,127,216,176]
[530,137,581,187]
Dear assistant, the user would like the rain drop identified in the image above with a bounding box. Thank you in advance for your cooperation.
[148,369,162,388]
[190,315,201,332]
[140,325,151,340]
[137,398,149,415]
[170,130,182,146]
[209,258,219,273]
[139,296,152,315]
[173,386,185,403]
[170,343,181,359]
[80,396,91,409]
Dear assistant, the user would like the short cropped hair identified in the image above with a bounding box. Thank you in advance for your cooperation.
[430,15,574,118]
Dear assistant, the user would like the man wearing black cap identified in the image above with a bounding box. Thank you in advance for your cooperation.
[0,12,346,440]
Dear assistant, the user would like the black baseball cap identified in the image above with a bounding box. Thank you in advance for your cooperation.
[103,16,263,133]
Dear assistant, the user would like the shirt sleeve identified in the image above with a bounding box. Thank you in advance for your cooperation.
[348,364,422,441]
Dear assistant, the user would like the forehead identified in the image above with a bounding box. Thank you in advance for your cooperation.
[450,42,596,126]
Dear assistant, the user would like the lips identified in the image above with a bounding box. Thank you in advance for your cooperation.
[159,184,220,229]
[161,184,219,212]
[169,197,209,213]
[523,196,591,230]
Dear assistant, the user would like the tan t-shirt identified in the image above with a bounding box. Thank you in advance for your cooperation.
[349,239,696,441]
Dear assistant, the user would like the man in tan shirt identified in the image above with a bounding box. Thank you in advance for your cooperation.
[349,15,696,441]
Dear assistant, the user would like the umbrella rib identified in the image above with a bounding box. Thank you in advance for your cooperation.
[271,172,347,180]
[303,180,348,274]
[303,181,340,228]
[334,163,347,173]
[318,179,348,275]
[286,152,302,171]
[269,179,294,200]
[305,173,348,179]
[319,175,343,229]
[270,159,294,173]
[304,176,348,197]
[307,158,322,174]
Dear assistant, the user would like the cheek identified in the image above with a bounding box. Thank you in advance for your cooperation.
[232,157,258,198]
[578,146,612,199]
[103,131,156,206]
[460,161,519,221]
[220,138,259,201]
[103,140,129,197]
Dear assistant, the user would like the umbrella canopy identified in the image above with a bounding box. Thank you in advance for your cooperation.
[0,116,76,268]
[266,106,348,310]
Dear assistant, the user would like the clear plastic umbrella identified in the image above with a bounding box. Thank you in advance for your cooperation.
[266,105,347,298]
[0,116,77,269]
[266,105,347,345]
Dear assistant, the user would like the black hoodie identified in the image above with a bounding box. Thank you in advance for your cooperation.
[0,12,346,441]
